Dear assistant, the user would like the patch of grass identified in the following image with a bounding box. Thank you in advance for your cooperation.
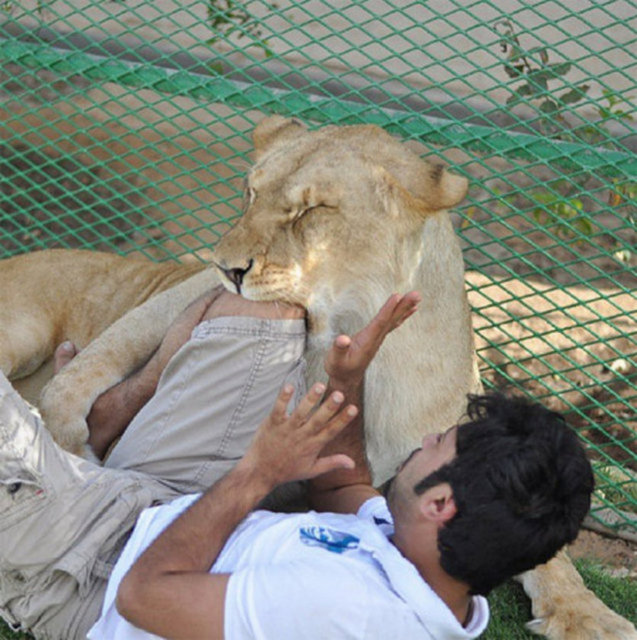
[0,623,28,640]
[0,560,634,639]
[485,579,537,639]
[574,560,637,625]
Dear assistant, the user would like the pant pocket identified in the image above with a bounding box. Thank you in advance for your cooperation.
[0,473,50,530]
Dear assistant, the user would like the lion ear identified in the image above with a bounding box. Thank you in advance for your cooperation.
[253,116,307,159]
[420,164,469,210]
[377,164,469,219]
[362,125,468,212]
[380,161,468,216]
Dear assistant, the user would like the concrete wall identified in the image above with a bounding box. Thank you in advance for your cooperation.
[4,0,635,112]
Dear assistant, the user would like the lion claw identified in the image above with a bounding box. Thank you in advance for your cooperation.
[520,551,637,640]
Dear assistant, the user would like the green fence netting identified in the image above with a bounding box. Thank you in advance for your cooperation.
[0,0,635,537]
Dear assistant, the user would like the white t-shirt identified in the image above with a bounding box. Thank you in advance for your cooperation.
[88,494,489,640]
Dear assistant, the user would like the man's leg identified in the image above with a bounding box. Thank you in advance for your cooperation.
[0,372,174,640]
[104,292,308,495]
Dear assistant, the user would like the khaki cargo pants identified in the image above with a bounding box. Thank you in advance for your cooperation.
[0,315,306,639]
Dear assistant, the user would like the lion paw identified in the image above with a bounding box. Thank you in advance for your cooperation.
[526,589,637,640]
[521,550,637,640]
[43,411,90,457]
[40,379,92,456]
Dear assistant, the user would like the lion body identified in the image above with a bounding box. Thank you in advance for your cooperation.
[1,117,479,480]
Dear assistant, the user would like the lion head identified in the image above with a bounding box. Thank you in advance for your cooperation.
[214,116,467,322]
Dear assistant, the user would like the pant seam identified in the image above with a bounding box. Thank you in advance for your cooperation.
[132,353,197,466]
[193,318,305,342]
[206,327,268,464]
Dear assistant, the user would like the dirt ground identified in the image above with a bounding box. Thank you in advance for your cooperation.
[570,529,637,579]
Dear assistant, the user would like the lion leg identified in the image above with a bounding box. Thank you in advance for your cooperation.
[39,269,221,457]
[0,316,57,381]
[519,549,637,639]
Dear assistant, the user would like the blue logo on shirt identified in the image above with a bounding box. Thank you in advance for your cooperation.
[299,526,360,554]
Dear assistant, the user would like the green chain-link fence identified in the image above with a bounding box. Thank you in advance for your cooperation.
[1,0,635,536]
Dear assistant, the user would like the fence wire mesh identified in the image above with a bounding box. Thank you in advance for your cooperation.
[0,0,635,535]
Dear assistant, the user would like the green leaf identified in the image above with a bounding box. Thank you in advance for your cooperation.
[529,62,572,83]
[505,62,524,78]
[540,99,558,114]
[532,190,558,205]
[520,83,536,96]
[612,109,635,121]
[507,43,523,63]
[527,46,549,66]
[575,218,594,236]
[558,84,590,105]
[527,75,549,94]
[532,208,545,223]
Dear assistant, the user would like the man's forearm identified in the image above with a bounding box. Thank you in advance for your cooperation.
[308,379,376,513]
[125,459,273,576]
[117,383,356,639]
[307,292,423,513]
[116,459,275,638]
[87,359,160,459]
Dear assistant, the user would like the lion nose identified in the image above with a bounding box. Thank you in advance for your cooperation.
[219,259,254,292]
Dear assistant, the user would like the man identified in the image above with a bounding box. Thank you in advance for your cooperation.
[0,290,593,639]
[1,288,310,639]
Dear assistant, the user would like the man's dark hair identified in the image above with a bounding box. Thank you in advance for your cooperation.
[413,392,594,596]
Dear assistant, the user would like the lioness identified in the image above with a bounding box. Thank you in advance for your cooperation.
[3,115,480,483]
[1,116,635,639]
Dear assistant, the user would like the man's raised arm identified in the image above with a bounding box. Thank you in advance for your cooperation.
[308,292,421,514]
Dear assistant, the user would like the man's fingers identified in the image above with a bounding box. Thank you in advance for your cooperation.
[324,405,359,440]
[394,308,415,327]
[269,383,296,423]
[365,291,421,340]
[370,293,402,330]
[310,454,355,478]
[288,383,327,425]
[334,335,352,350]
[326,335,352,370]
[386,292,421,327]
[394,308,418,329]
[304,391,345,430]
[307,399,359,443]
[329,335,352,360]
[330,291,421,354]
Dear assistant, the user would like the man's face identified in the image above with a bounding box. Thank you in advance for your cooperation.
[386,425,458,507]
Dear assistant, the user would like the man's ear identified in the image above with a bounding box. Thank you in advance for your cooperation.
[418,483,457,525]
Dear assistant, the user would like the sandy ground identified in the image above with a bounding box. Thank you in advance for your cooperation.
[570,529,637,579]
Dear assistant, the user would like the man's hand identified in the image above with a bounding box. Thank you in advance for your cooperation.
[325,291,422,391]
[309,292,422,514]
[237,382,359,490]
